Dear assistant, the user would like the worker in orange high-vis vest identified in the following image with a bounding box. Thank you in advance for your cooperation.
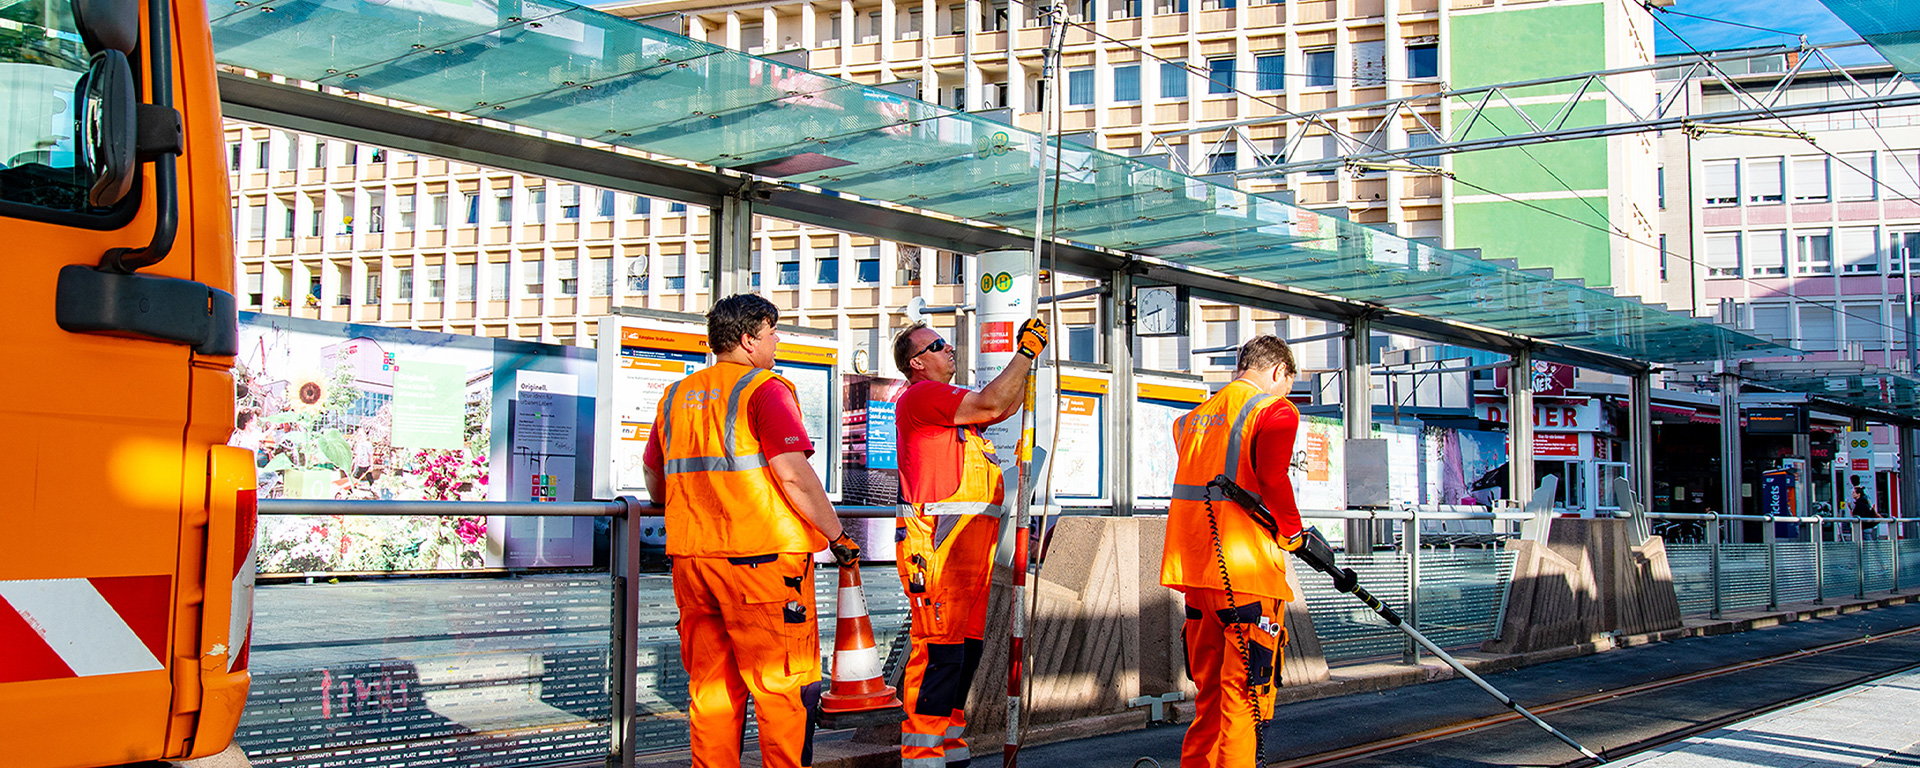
[644,294,862,768]
[889,317,1047,768]
[1161,335,1306,768]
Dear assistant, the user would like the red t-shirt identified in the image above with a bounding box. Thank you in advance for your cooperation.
[644,379,814,473]
[1246,399,1303,539]
[895,380,1010,504]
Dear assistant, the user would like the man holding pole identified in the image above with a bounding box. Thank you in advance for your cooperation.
[1161,335,1302,768]
[643,294,862,768]
[889,317,1047,768]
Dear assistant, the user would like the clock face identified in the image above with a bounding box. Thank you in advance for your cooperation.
[1137,287,1181,336]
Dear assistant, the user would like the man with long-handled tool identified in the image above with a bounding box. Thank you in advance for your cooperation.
[1202,459,1608,763]
[890,317,1049,768]
[1161,336,1304,768]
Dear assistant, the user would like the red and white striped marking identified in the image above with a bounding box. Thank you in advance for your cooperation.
[0,575,171,683]
[228,488,259,672]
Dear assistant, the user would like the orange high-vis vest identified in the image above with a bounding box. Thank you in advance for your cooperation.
[658,362,827,558]
[897,383,1006,519]
[1160,379,1296,602]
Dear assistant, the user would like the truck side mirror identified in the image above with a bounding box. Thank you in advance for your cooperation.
[70,0,140,54]
[75,49,137,208]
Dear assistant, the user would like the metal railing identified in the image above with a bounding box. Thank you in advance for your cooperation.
[246,499,1913,768]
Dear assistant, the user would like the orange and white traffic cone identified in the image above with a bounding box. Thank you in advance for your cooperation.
[818,563,905,728]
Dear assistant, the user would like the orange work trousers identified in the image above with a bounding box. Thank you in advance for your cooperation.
[1180,588,1286,768]
[895,514,999,768]
[673,553,822,768]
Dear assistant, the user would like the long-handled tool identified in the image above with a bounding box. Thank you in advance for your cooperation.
[1205,474,1607,764]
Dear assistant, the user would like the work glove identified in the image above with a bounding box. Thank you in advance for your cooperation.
[830,531,862,568]
[1278,531,1306,552]
[1016,318,1049,359]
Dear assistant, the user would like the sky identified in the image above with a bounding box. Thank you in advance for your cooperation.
[1649,0,1883,65]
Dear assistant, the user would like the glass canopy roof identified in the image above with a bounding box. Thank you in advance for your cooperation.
[1818,0,1920,78]
[205,0,1793,365]
[1750,369,1920,419]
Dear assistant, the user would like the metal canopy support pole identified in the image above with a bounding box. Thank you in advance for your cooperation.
[1631,370,1654,524]
[610,498,640,768]
[1345,313,1375,554]
[1403,505,1420,665]
[708,189,754,303]
[1716,366,1741,619]
[1509,348,1537,513]
[1109,269,1135,516]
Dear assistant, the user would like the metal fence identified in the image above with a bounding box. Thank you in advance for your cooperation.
[242,500,1914,767]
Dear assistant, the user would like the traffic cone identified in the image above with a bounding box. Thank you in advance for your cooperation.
[818,563,905,728]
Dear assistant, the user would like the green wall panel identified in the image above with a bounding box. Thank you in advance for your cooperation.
[1453,198,1613,285]
[1448,3,1607,88]
[1451,101,1610,193]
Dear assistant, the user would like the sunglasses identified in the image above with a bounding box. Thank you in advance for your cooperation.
[914,337,949,358]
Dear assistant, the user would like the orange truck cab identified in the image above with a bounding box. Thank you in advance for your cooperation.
[0,0,254,763]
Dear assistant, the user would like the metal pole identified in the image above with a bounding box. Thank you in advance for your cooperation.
[707,188,754,303]
[1509,348,1537,513]
[1716,365,1741,618]
[1345,313,1375,554]
[1710,510,1722,619]
[1859,514,1867,599]
[1815,512,1826,605]
[1631,369,1655,526]
[1765,513,1777,611]
[1109,268,1135,517]
[613,497,641,768]
[1402,506,1420,665]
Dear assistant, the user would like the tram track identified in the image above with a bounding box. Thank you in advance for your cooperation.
[1266,619,1920,768]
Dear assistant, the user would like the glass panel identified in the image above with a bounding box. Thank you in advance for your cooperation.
[2,0,103,215]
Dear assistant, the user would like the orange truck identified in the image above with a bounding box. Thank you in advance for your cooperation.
[1,0,254,763]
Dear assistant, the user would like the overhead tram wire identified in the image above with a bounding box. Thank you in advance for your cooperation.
[1643,2,1805,40]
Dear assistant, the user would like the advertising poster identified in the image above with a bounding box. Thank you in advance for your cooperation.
[1291,416,1346,511]
[1133,375,1207,502]
[503,369,593,567]
[1428,427,1510,506]
[235,313,499,573]
[1052,373,1108,501]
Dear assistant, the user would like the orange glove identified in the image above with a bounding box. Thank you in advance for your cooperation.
[1017,318,1049,359]
[1278,531,1306,552]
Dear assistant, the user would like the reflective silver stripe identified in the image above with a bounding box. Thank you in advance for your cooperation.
[902,733,946,748]
[1171,482,1264,505]
[897,504,920,518]
[921,502,1003,517]
[663,454,770,474]
[721,369,765,459]
[1222,394,1274,487]
[659,381,683,458]
[945,724,965,739]
[945,746,971,762]
[902,758,946,768]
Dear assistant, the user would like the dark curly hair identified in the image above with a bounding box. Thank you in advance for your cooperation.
[708,294,780,354]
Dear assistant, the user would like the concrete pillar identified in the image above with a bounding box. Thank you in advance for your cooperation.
[1109,270,1134,516]
[707,191,753,304]
[1344,313,1373,552]
[1509,348,1536,511]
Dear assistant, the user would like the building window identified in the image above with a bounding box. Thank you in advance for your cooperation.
[557,259,578,296]
[1255,54,1284,91]
[282,206,296,239]
[428,264,446,300]
[855,246,880,284]
[1657,166,1665,210]
[633,196,652,216]
[464,193,480,224]
[627,258,649,291]
[1658,234,1668,281]
[1894,230,1920,274]
[523,260,544,296]
[1703,160,1739,206]
[459,263,478,301]
[1835,151,1876,201]
[228,142,240,172]
[526,188,546,224]
[1208,143,1237,174]
[772,250,800,286]
[1747,230,1786,276]
[559,185,580,220]
[254,140,269,170]
[397,267,414,301]
[1844,302,1882,346]
[1792,156,1829,202]
[1112,0,1140,18]
[1160,62,1188,98]
[1795,231,1832,275]
[669,202,687,214]
[1207,58,1234,94]
[1745,157,1784,204]
[1797,304,1835,351]
[363,271,381,305]
[1154,0,1186,13]
[1407,43,1438,79]
[1303,49,1335,88]
[311,140,326,168]
[1839,227,1879,274]
[490,262,510,300]
[816,248,840,284]
[598,190,615,218]
[1887,151,1920,201]
[496,192,514,224]
[247,203,266,240]
[366,204,384,233]
[1114,65,1140,102]
[397,194,416,230]
[936,251,964,285]
[664,254,687,291]
[592,258,612,296]
[1067,68,1095,106]
[1704,232,1741,277]
[244,272,263,308]
[1752,304,1790,343]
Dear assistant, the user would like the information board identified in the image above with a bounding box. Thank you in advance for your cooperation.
[1051,372,1109,502]
[1132,374,1208,502]
[772,330,842,497]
